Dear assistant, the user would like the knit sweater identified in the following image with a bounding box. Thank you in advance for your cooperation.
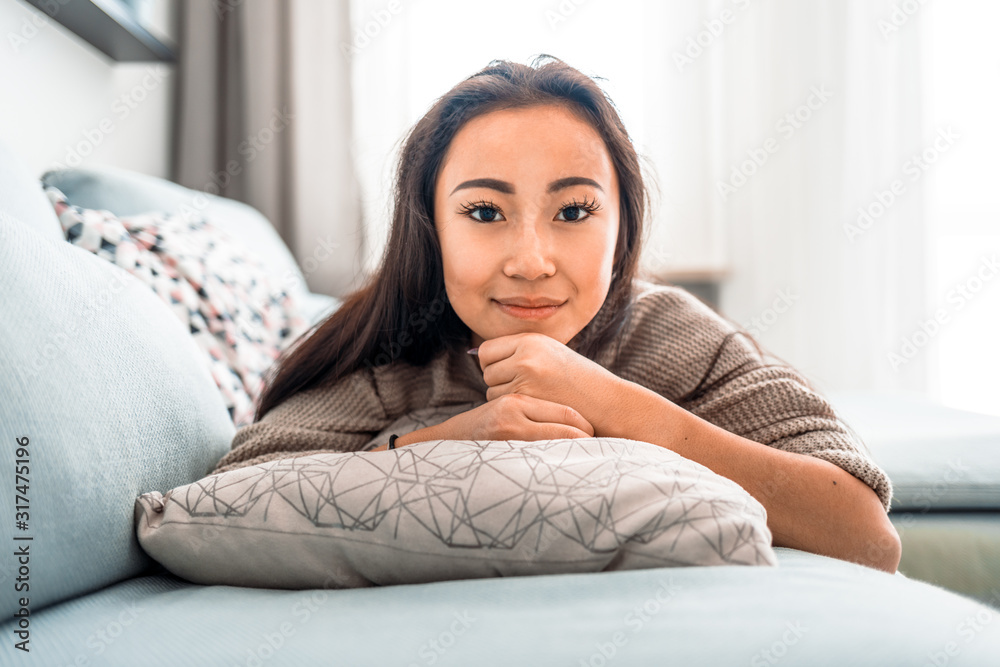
[211,279,894,513]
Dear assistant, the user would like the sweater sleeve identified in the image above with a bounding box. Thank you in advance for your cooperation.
[209,366,390,475]
[619,286,894,513]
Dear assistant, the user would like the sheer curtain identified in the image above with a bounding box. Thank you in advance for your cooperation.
[921,0,1000,416]
[639,0,930,396]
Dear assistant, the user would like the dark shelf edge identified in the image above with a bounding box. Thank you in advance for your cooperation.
[21,0,176,63]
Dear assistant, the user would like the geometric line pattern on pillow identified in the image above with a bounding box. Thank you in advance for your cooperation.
[136,438,777,590]
[187,441,765,557]
[43,185,307,428]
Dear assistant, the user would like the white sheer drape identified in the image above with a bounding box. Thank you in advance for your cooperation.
[348,0,934,396]
[921,1,1000,416]
[647,1,930,395]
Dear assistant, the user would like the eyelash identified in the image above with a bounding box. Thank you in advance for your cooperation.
[457,196,603,224]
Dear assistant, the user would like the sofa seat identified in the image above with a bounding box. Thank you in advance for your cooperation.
[2,548,999,667]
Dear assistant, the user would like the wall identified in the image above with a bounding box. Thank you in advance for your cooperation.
[0,0,176,180]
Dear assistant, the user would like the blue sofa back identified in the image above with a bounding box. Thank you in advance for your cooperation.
[0,141,235,617]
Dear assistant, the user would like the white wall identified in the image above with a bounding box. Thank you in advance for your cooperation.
[0,0,176,180]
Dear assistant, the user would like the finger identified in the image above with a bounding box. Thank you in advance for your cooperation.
[482,357,518,389]
[485,381,517,402]
[518,424,593,442]
[546,424,594,439]
[477,333,528,373]
[521,397,595,437]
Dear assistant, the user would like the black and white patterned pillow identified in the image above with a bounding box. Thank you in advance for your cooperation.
[45,185,307,427]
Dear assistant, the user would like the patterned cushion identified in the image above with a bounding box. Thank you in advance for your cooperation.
[134,411,778,590]
[44,186,308,428]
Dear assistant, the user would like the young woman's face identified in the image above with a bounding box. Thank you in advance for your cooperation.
[433,104,620,349]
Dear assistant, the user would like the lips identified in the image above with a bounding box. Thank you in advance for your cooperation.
[494,297,566,308]
[493,299,564,320]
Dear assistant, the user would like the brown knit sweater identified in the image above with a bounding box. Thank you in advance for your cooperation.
[211,279,893,513]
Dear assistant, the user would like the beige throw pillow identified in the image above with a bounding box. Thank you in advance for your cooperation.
[135,428,777,590]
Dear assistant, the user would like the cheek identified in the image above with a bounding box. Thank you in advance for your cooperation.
[570,226,617,272]
[440,238,493,296]
[446,249,487,287]
[444,249,489,301]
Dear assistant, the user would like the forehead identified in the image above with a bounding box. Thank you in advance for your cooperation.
[438,104,615,189]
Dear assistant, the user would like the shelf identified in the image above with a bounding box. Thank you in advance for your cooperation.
[22,0,175,62]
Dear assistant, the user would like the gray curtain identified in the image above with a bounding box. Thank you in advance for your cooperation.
[171,0,364,298]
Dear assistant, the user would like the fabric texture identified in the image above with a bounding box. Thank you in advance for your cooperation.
[8,548,1000,667]
[0,210,235,620]
[135,424,777,590]
[213,279,894,513]
[44,185,308,428]
[0,140,63,243]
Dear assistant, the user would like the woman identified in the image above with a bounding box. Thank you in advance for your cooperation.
[211,55,901,574]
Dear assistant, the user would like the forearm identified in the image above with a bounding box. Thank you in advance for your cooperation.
[367,423,448,451]
[602,378,901,574]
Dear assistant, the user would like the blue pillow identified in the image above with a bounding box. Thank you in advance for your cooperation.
[0,216,235,617]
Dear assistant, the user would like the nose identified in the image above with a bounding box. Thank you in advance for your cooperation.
[503,216,556,280]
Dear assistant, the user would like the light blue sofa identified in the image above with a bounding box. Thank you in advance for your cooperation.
[2,140,1000,666]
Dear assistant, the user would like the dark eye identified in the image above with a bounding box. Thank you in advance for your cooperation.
[458,200,506,223]
[558,206,586,222]
[555,196,601,223]
[473,206,502,222]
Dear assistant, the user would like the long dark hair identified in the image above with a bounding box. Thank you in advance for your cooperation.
[253,55,651,421]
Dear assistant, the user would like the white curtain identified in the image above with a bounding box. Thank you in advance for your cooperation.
[638,0,929,395]
[348,0,931,395]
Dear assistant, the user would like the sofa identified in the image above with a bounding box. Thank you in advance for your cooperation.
[2,139,1000,666]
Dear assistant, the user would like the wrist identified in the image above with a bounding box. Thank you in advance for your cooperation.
[395,421,449,448]
[598,376,659,439]
[589,374,633,438]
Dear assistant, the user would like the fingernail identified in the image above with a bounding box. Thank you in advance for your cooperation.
[466,347,479,355]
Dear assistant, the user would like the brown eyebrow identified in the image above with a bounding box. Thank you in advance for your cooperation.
[449,176,604,196]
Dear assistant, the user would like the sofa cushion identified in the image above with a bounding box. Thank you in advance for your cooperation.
[3,549,1000,667]
[0,215,236,618]
[44,185,309,428]
[829,390,1000,511]
[134,434,777,591]
[40,163,312,303]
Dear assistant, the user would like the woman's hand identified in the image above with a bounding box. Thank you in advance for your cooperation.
[442,393,595,441]
[475,332,624,436]
[366,394,594,451]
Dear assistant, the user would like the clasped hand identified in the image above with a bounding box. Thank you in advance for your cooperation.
[442,332,622,442]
